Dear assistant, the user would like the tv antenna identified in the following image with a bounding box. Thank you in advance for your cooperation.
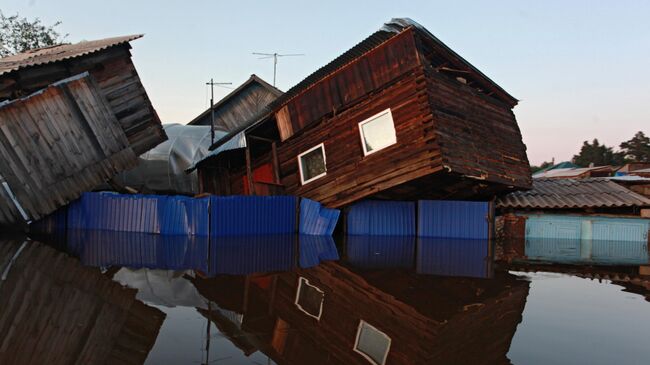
[206,78,232,144]
[253,52,304,86]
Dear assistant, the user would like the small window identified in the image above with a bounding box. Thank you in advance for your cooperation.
[358,109,397,156]
[298,143,327,185]
[294,277,324,320]
[353,320,391,365]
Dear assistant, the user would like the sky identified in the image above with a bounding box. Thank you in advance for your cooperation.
[3,0,650,165]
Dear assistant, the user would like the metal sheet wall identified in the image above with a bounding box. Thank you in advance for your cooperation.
[67,192,210,236]
[347,200,415,236]
[418,200,489,239]
[299,198,340,236]
[416,238,489,278]
[210,196,297,236]
[525,214,650,243]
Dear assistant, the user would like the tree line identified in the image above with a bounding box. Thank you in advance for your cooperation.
[533,131,650,172]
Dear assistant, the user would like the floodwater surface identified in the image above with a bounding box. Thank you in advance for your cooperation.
[0,232,649,364]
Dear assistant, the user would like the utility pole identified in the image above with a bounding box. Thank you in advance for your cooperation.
[252,52,304,86]
[206,78,232,144]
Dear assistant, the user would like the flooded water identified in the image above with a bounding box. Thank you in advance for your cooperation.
[1,232,649,364]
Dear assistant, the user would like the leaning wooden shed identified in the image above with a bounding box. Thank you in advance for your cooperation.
[0,73,139,227]
[0,35,166,155]
[195,18,531,208]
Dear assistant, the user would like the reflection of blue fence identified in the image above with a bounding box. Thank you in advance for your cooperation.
[299,235,339,268]
[346,235,415,268]
[417,238,489,278]
[525,237,649,265]
[33,193,340,237]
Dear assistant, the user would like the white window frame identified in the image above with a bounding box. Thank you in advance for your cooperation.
[358,108,397,156]
[294,277,324,320]
[353,320,392,365]
[297,143,327,185]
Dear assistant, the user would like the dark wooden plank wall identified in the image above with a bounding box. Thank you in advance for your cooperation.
[423,65,531,188]
[276,29,421,141]
[277,68,441,208]
[0,74,138,225]
[0,46,165,155]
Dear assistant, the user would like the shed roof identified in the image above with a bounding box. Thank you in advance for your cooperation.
[0,34,142,76]
[269,17,517,111]
[532,166,613,179]
[187,74,282,126]
[497,178,650,209]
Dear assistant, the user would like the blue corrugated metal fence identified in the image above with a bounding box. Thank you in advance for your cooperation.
[418,200,489,239]
[347,200,415,236]
[300,198,340,235]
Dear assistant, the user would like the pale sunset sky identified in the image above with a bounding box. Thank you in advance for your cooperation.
[4,0,650,165]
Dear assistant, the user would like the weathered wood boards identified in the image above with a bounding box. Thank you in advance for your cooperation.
[0,73,138,226]
[0,35,166,155]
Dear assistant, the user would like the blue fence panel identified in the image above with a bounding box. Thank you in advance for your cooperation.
[417,238,489,278]
[158,196,210,236]
[346,235,416,268]
[299,235,339,268]
[347,200,415,236]
[211,195,297,236]
[299,198,340,236]
[418,200,489,239]
[67,192,209,236]
[209,234,296,275]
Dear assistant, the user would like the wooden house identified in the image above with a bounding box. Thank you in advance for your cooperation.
[0,35,166,155]
[194,18,531,208]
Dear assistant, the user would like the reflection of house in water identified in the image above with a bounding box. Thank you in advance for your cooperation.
[0,240,165,364]
[194,259,529,364]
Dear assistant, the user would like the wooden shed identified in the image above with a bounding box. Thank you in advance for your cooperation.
[0,35,166,155]
[195,18,531,208]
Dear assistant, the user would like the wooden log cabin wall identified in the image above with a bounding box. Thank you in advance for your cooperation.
[196,18,530,208]
[0,35,166,155]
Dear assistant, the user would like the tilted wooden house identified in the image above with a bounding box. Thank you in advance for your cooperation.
[0,35,166,155]
[194,18,531,208]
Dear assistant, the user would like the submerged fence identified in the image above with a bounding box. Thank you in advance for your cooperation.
[31,192,340,237]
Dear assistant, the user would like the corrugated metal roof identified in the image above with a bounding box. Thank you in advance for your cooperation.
[269,17,517,112]
[532,166,613,178]
[0,35,142,76]
[497,178,650,209]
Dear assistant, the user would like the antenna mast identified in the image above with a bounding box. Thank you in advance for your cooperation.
[206,78,232,144]
[252,52,304,86]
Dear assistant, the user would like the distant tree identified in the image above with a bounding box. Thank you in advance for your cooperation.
[619,131,650,163]
[530,161,554,173]
[572,139,625,167]
[0,11,67,57]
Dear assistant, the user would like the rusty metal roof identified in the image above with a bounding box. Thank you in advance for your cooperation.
[497,178,650,209]
[0,34,142,76]
[269,18,517,112]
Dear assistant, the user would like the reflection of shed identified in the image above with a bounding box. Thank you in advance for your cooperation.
[0,240,165,364]
[193,18,531,208]
[497,178,650,244]
[114,124,216,194]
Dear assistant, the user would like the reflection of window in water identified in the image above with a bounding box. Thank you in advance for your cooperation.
[294,277,324,320]
[298,144,327,184]
[359,109,397,156]
[354,320,391,365]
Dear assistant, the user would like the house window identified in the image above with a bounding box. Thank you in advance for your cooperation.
[353,320,391,365]
[294,277,324,320]
[298,143,327,185]
[358,109,397,156]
